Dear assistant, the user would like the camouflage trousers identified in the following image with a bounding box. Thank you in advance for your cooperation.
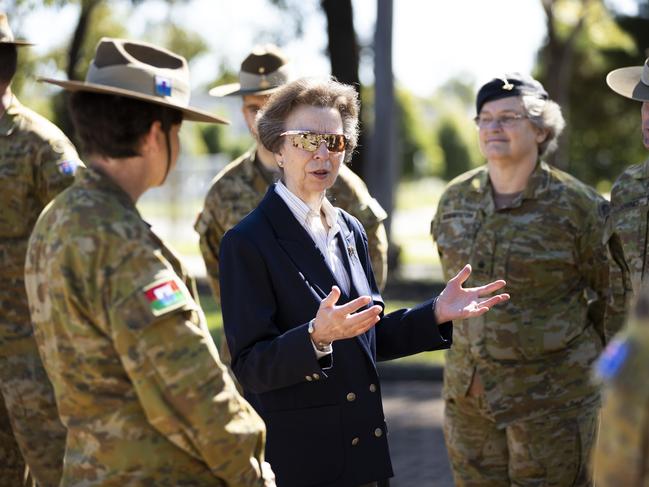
[444,395,598,487]
[0,278,66,487]
[0,390,28,487]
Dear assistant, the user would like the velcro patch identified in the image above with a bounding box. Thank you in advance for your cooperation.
[144,279,188,316]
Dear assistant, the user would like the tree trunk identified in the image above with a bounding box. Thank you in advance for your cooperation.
[67,0,102,80]
[367,0,396,238]
[321,0,367,180]
[538,0,590,169]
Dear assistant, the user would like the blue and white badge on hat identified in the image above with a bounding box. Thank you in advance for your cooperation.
[155,76,172,97]
[595,338,630,382]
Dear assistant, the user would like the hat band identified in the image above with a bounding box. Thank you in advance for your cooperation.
[239,64,290,91]
[86,63,190,105]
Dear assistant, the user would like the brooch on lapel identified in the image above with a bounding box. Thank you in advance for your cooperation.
[347,244,356,260]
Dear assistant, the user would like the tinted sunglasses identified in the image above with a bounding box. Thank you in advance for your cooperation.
[280,130,347,153]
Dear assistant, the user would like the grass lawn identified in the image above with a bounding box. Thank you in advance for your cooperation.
[202,293,446,366]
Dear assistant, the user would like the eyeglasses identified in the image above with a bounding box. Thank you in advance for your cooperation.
[280,130,347,153]
[473,113,528,129]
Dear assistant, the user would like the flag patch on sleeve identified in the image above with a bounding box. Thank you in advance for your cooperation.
[57,160,79,176]
[144,279,188,316]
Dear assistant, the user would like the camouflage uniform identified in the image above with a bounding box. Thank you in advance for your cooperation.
[195,148,388,364]
[25,167,270,486]
[593,288,649,486]
[0,95,81,486]
[0,394,26,487]
[431,161,612,486]
[593,160,649,486]
[604,158,649,301]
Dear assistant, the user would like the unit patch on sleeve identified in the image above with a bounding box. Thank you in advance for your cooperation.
[143,279,189,316]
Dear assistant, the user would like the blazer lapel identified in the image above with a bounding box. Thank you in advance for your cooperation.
[259,187,342,301]
[336,213,376,360]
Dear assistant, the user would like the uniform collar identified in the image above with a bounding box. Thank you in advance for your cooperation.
[78,166,139,213]
[472,160,550,205]
[0,94,21,136]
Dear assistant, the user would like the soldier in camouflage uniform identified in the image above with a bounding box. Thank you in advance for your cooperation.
[0,13,79,486]
[592,57,649,487]
[431,74,617,486]
[196,45,388,366]
[24,38,274,486]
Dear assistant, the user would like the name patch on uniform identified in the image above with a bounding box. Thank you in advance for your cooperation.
[57,160,78,176]
[144,279,187,316]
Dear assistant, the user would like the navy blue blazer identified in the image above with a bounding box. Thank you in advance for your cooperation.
[220,186,452,487]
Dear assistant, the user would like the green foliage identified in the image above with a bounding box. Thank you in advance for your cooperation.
[198,124,252,160]
[535,0,646,186]
[438,116,473,180]
[395,87,443,178]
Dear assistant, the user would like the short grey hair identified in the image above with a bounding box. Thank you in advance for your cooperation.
[521,95,565,156]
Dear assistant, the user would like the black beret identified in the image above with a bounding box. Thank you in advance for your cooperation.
[476,73,548,114]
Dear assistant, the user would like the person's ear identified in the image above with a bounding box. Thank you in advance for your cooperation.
[141,121,163,156]
[535,126,550,145]
[274,150,284,167]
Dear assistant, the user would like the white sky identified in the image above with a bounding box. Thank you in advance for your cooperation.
[14,0,641,97]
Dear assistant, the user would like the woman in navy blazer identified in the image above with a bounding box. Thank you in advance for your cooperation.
[219,78,509,487]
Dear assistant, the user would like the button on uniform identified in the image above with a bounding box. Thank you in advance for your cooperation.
[374,427,383,438]
[369,384,377,392]
[312,373,320,380]
[305,376,312,382]
[351,437,359,446]
[346,392,356,402]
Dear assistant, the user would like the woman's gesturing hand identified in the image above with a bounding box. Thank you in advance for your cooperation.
[434,264,510,324]
[310,286,382,346]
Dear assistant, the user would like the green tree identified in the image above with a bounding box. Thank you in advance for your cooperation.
[438,116,472,180]
[535,0,642,187]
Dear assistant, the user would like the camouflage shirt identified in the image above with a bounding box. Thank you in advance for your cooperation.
[195,147,388,302]
[0,95,81,280]
[431,161,611,426]
[25,168,270,486]
[605,158,649,300]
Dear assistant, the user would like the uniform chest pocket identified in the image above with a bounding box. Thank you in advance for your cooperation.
[611,201,649,290]
[434,211,478,278]
[504,223,577,303]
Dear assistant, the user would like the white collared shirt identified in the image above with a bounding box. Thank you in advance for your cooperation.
[275,181,351,296]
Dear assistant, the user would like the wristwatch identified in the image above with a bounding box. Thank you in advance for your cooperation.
[308,319,331,352]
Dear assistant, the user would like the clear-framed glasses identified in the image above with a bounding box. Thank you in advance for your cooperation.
[473,113,528,129]
[280,130,347,153]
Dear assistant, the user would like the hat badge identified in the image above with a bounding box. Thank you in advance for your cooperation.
[500,78,514,91]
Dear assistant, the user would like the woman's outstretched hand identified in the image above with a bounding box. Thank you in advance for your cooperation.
[310,286,382,345]
[434,264,509,324]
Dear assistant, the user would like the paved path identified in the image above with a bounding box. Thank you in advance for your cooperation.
[381,381,454,487]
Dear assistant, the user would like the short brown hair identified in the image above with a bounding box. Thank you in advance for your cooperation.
[69,91,182,158]
[257,77,359,163]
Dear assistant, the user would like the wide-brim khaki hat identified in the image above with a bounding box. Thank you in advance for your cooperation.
[0,13,33,45]
[607,58,649,102]
[209,44,291,97]
[41,37,228,124]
